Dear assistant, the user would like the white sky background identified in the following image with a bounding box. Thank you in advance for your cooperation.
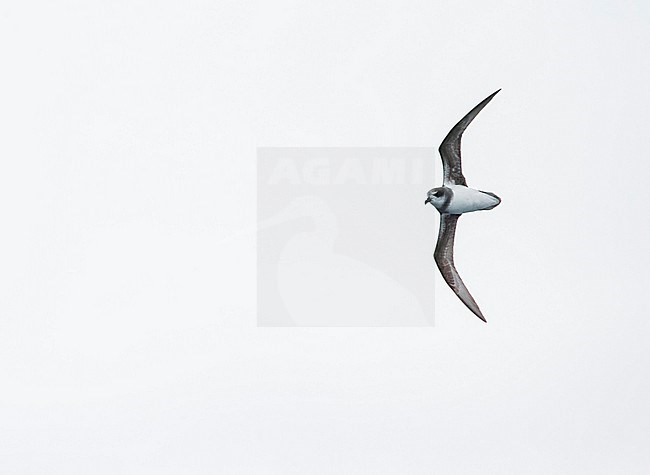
[1,0,650,473]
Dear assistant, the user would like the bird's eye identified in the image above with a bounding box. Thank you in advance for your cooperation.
[434,190,443,197]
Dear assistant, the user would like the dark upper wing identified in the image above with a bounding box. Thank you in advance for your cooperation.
[434,214,486,322]
[438,89,500,186]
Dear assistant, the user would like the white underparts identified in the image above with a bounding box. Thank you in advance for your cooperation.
[446,185,500,214]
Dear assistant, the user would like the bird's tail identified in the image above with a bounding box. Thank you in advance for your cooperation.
[480,191,501,210]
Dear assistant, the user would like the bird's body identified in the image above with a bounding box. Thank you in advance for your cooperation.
[427,184,500,215]
[425,90,502,322]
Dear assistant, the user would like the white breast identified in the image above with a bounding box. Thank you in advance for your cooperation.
[446,185,499,214]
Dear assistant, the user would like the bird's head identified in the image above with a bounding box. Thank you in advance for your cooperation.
[424,187,450,211]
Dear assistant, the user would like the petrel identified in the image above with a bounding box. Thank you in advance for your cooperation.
[425,90,502,322]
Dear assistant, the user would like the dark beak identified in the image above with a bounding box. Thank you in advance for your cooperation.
[424,197,431,205]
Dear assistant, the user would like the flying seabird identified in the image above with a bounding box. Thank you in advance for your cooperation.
[425,90,502,322]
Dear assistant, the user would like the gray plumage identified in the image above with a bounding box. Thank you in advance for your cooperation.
[426,90,502,322]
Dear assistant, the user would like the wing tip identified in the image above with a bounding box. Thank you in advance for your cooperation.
[467,301,487,322]
[486,89,501,101]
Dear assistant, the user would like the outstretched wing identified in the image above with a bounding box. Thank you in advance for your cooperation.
[438,89,500,186]
[434,214,486,322]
